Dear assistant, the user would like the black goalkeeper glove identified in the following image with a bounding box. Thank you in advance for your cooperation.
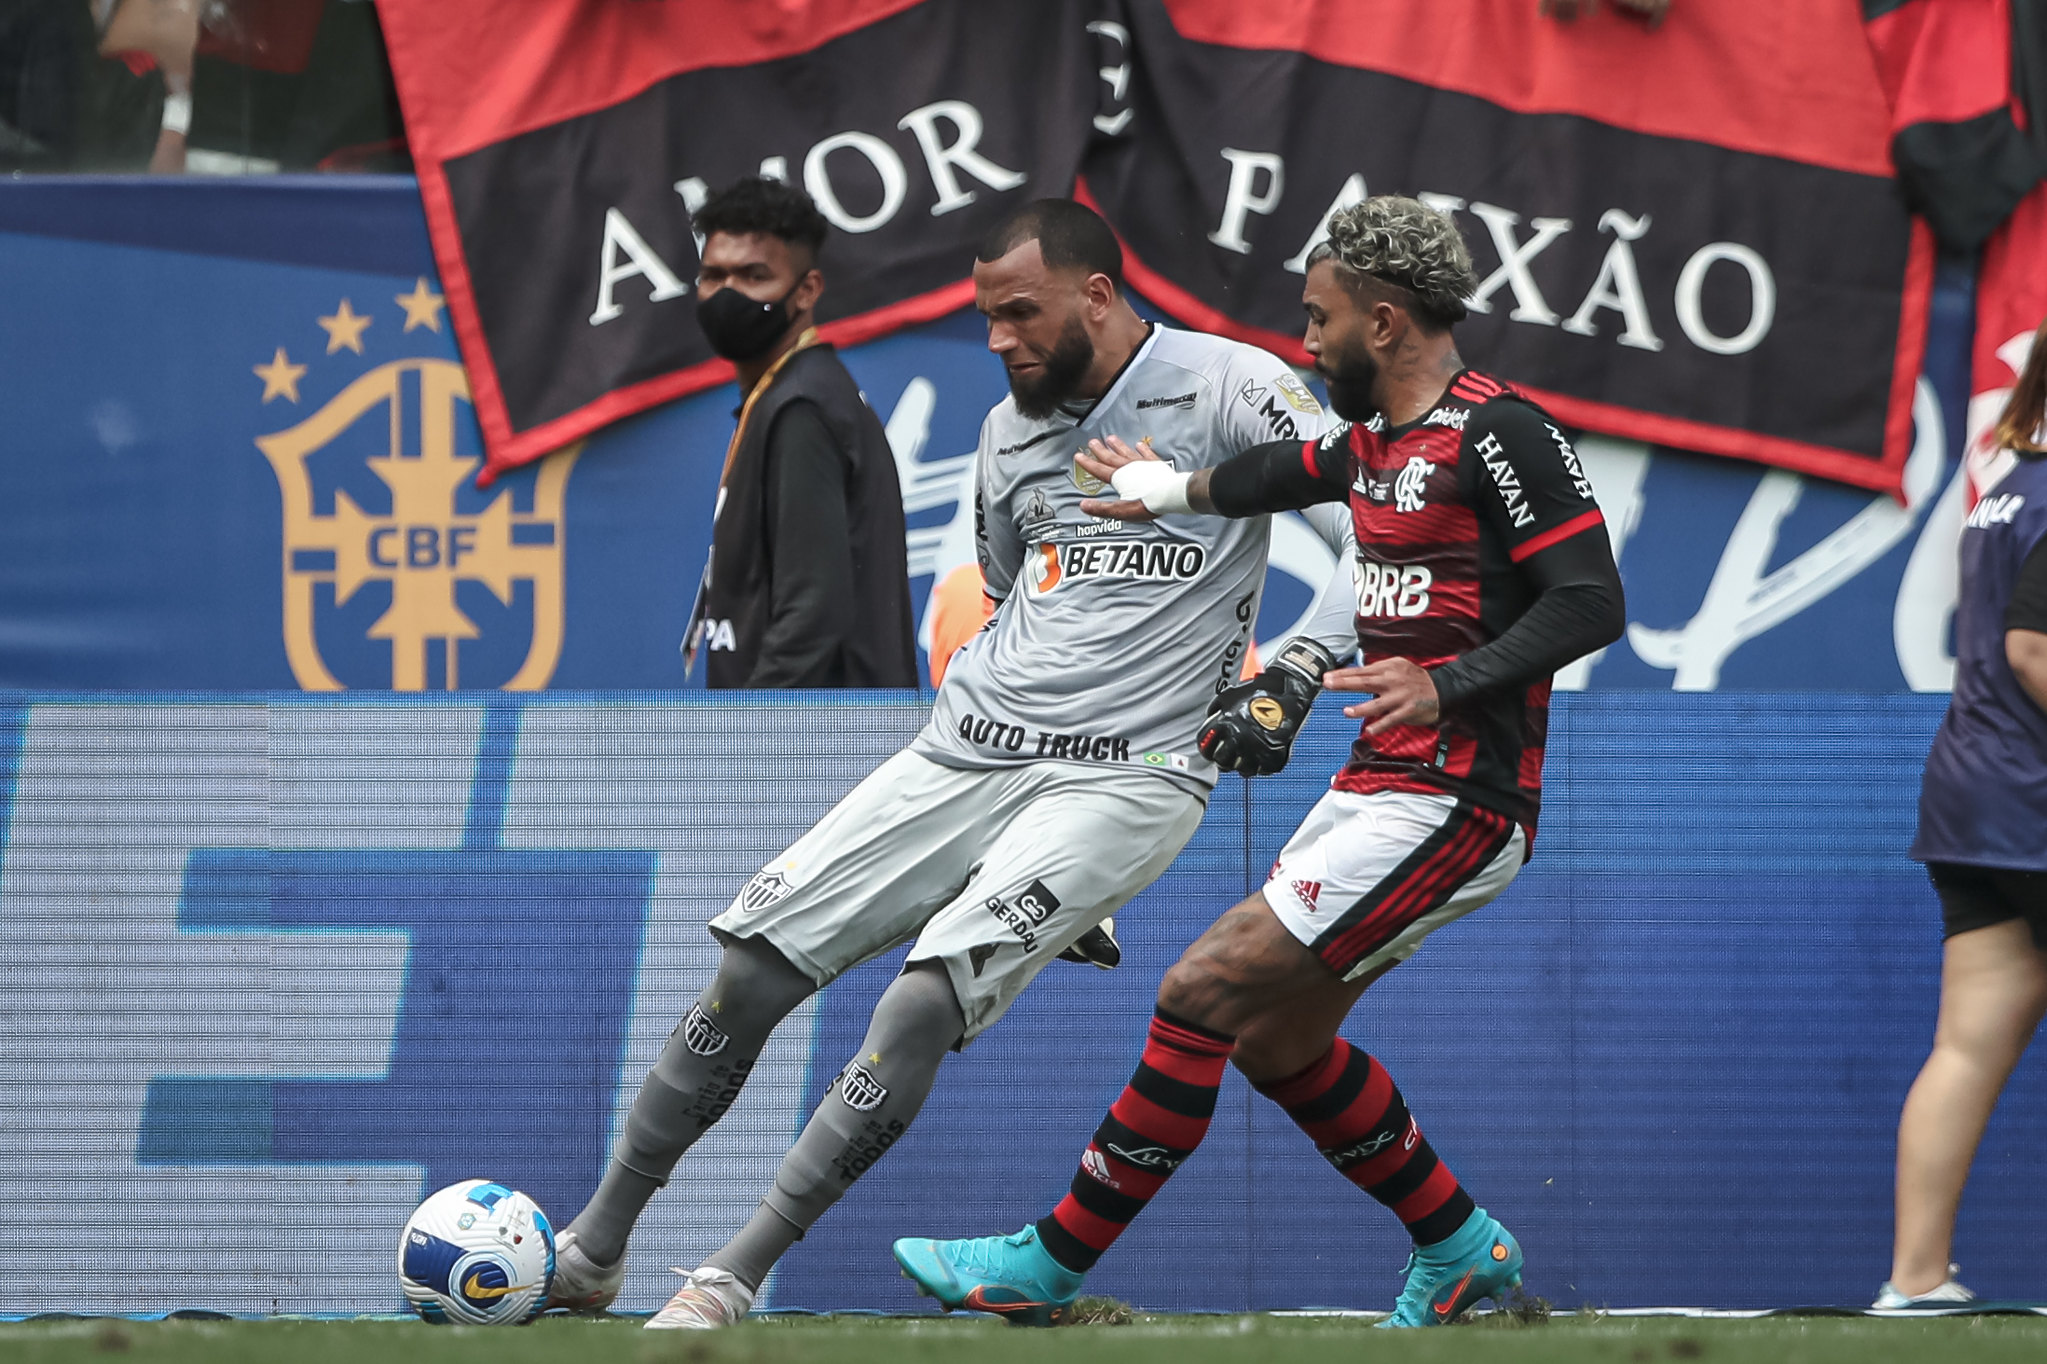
[1197,637,1338,777]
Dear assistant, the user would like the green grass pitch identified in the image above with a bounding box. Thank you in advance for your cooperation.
[4,1313,2047,1363]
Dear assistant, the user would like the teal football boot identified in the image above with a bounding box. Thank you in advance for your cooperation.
[1377,1207,1523,1328]
[892,1226,1084,1326]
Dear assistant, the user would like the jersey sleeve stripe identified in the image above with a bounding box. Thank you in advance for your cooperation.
[1508,508,1606,563]
[1301,439,1321,479]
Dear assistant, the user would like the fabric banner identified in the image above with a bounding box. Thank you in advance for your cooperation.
[374,0,1105,482]
[379,0,1932,494]
[1086,0,1931,495]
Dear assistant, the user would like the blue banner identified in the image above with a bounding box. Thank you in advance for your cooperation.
[0,178,1981,694]
[0,692,2035,1314]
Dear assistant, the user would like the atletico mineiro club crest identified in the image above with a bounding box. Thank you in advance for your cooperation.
[254,284,578,691]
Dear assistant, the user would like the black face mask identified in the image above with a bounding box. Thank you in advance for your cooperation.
[695,281,801,362]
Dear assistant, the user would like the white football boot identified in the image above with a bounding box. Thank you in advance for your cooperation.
[545,1229,626,1313]
[1873,1265,1976,1311]
[645,1265,754,1330]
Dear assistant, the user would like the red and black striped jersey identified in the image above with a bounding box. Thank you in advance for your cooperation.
[1297,370,1606,829]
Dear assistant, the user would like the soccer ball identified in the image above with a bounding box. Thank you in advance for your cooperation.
[398,1180,555,1325]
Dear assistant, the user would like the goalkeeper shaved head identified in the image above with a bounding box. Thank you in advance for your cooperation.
[972,199,1148,420]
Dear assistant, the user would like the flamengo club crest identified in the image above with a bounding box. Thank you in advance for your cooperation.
[253,289,578,691]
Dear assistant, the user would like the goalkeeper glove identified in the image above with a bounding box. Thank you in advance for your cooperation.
[1197,637,1339,777]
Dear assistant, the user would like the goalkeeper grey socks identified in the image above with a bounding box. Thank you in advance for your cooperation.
[706,961,965,1290]
[568,936,818,1267]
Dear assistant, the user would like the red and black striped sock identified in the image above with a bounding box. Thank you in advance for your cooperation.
[1034,1008,1235,1273]
[1255,1038,1475,1246]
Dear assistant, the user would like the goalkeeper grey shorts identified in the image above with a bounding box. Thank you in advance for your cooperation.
[708,750,1205,1042]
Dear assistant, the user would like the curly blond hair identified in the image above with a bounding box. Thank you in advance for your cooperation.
[1309,195,1476,329]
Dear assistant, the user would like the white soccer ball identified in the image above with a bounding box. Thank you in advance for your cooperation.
[398,1179,555,1325]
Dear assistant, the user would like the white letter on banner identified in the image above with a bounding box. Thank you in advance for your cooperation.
[1283,173,1368,274]
[1087,20,1134,135]
[588,207,690,326]
[804,131,909,234]
[1674,242,1776,356]
[1208,148,1285,254]
[1564,209,1663,351]
[1465,203,1571,324]
[897,101,1026,217]
[1629,378,1946,690]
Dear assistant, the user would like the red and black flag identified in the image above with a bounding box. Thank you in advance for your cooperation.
[1080,0,1933,496]
[382,0,1937,498]
[375,0,1106,482]
[1865,0,2044,253]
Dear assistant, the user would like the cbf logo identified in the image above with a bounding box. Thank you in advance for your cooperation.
[253,285,579,690]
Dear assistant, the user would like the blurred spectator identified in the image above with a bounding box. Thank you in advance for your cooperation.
[184,0,408,173]
[685,177,918,689]
[0,0,165,171]
[0,0,405,173]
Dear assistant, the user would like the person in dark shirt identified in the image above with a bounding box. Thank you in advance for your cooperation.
[1881,316,2047,1309]
[894,196,1623,1328]
[685,177,916,689]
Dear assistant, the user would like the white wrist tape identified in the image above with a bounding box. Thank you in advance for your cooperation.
[161,92,193,136]
[1108,460,1194,515]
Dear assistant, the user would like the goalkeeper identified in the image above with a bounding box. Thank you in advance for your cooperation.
[542,198,1357,1329]
[896,195,1625,1328]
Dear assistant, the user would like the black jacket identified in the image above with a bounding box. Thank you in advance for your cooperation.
[703,344,916,688]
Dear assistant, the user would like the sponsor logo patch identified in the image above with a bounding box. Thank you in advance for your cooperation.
[1081,1147,1120,1189]
[1967,492,2026,528]
[1394,455,1432,514]
[682,1003,729,1056]
[1291,879,1322,909]
[986,878,1063,954]
[1545,423,1595,500]
[1477,431,1535,529]
[1353,560,1434,619]
[1249,697,1286,730]
[1136,391,1198,411]
[1274,371,1321,414]
[1071,455,1108,496]
[1029,540,1206,593]
[735,866,796,914]
[1325,1129,1399,1166]
[837,1063,889,1113]
[1423,406,1470,430]
[1237,378,1301,439]
[1104,1140,1182,1172]
[1020,487,1058,534]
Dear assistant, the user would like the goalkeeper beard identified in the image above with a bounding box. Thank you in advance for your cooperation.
[1009,315,1096,420]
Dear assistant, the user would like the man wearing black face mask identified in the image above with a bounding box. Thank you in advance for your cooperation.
[685,176,916,689]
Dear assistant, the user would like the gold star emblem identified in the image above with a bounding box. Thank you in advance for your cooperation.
[254,347,307,403]
[867,1052,882,1065]
[317,298,373,354]
[396,278,446,333]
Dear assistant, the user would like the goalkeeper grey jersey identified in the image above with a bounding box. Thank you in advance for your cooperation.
[913,325,1332,793]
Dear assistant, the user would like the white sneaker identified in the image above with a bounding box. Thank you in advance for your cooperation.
[1873,1266,1976,1310]
[645,1265,754,1330]
[545,1229,626,1313]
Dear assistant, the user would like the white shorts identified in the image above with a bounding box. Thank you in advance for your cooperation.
[1263,788,1526,982]
[708,750,1205,1042]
